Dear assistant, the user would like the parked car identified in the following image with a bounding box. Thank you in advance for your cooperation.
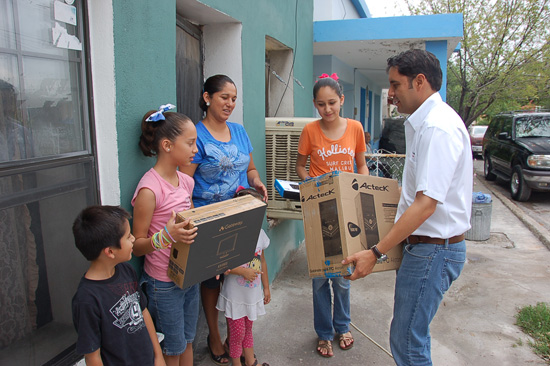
[468,125,488,157]
[482,111,550,201]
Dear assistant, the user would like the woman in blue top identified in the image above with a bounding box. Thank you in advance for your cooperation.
[181,74,267,365]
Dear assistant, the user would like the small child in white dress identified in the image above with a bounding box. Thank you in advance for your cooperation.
[216,187,271,366]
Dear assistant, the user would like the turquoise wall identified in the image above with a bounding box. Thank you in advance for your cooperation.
[199,0,314,282]
[113,0,177,211]
[113,0,177,270]
[200,0,314,145]
[112,0,313,281]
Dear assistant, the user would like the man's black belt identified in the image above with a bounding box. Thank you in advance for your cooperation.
[403,234,465,245]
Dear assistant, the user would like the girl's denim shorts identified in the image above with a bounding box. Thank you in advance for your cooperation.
[141,271,200,356]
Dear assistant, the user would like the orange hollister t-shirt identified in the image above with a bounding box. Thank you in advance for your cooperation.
[297,119,366,177]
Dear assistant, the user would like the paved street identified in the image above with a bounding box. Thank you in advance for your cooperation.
[473,158,550,233]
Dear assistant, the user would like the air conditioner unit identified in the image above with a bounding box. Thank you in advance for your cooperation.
[265,117,317,220]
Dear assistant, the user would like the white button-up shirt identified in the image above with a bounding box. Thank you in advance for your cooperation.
[395,92,473,238]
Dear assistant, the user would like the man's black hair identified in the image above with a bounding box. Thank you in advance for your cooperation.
[386,49,442,91]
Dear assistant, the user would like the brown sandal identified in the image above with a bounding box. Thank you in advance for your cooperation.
[317,339,334,357]
[338,331,354,350]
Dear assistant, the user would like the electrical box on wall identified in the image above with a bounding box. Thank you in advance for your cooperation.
[265,117,316,220]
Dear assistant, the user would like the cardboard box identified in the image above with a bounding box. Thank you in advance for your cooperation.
[299,171,402,278]
[168,195,266,289]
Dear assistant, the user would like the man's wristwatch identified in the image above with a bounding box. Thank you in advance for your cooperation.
[371,245,388,263]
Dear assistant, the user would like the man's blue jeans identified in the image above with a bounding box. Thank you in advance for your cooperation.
[390,240,466,366]
[312,277,351,340]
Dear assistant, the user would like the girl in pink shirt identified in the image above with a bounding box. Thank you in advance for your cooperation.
[132,104,199,366]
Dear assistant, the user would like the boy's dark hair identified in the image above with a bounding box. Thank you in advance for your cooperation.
[313,77,343,99]
[234,187,264,202]
[386,49,442,91]
[138,111,192,157]
[73,205,131,261]
[200,74,236,112]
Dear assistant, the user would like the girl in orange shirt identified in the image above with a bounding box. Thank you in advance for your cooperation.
[296,73,369,358]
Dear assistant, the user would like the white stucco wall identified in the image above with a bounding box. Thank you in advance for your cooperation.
[202,23,244,125]
[314,0,361,21]
[87,0,119,204]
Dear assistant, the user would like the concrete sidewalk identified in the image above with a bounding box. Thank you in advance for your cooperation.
[194,173,550,365]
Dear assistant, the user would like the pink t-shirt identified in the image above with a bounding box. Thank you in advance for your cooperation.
[131,168,194,282]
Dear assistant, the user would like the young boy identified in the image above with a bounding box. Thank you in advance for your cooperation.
[71,205,165,366]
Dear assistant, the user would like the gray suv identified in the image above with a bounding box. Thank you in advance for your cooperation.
[482,111,550,201]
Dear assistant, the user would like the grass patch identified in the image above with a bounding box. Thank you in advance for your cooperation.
[513,338,523,347]
[516,302,550,363]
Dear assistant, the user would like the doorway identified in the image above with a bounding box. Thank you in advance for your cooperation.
[176,17,203,123]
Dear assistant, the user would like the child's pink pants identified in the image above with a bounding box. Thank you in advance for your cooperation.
[227,316,254,358]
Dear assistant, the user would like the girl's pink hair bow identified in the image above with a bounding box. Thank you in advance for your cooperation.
[319,73,339,81]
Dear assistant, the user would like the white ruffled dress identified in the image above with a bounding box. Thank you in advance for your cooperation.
[216,229,270,321]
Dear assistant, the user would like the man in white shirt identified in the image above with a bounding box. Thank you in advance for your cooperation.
[343,49,472,366]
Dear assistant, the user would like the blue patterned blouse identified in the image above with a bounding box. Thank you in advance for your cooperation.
[191,121,253,207]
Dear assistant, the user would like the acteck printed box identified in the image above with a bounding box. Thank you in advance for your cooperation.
[168,195,266,289]
[299,171,402,278]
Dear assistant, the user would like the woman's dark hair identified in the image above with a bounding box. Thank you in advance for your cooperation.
[313,77,343,99]
[199,74,236,112]
[234,187,264,202]
[72,205,131,261]
[138,111,192,157]
[386,49,442,91]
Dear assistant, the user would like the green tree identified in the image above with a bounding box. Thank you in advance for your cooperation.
[406,0,550,126]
